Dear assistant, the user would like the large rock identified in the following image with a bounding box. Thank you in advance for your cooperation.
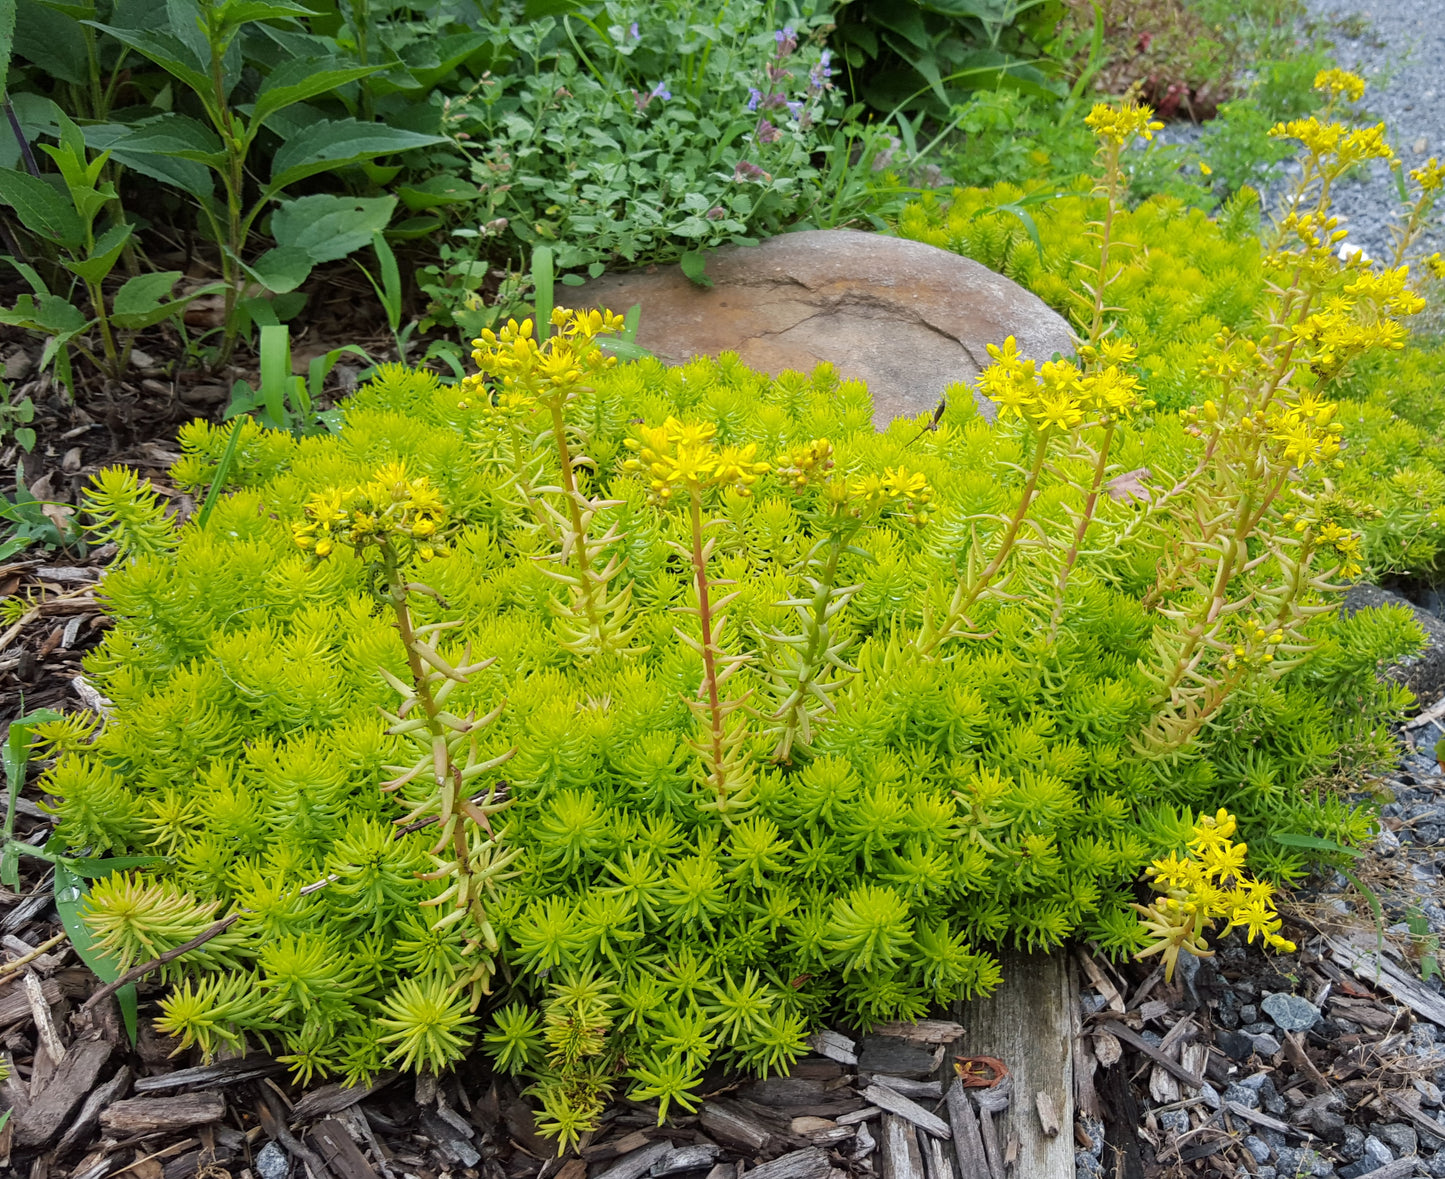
[572,228,1074,430]
[1342,584,1445,707]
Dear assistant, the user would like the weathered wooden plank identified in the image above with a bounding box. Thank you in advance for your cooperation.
[57,1066,132,1155]
[953,949,1075,1179]
[921,1130,955,1179]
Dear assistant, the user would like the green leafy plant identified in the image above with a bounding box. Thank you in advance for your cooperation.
[831,0,1073,116]
[0,113,222,387]
[225,324,368,434]
[0,380,35,453]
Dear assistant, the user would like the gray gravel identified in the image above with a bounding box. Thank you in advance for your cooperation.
[1298,2,1445,265]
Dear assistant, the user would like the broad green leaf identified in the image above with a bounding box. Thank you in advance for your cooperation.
[396,174,481,213]
[270,194,396,264]
[53,860,138,1044]
[30,0,95,16]
[267,119,448,192]
[111,276,224,330]
[249,58,385,130]
[0,0,17,92]
[84,122,216,200]
[61,853,166,877]
[0,167,84,248]
[216,0,314,27]
[111,270,181,318]
[14,0,88,85]
[680,248,712,288]
[245,244,314,292]
[62,222,133,285]
[85,24,213,113]
[93,113,226,168]
[373,30,496,96]
[0,292,88,337]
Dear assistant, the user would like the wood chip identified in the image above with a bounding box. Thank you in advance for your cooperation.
[944,1082,989,1179]
[56,1066,132,1155]
[873,1021,964,1045]
[134,1058,288,1095]
[700,1101,771,1153]
[836,1106,881,1125]
[867,1076,941,1099]
[100,1091,226,1136]
[881,1116,926,1179]
[1034,1093,1059,1138]
[1076,952,1125,1013]
[309,1118,381,1179]
[582,1130,654,1161]
[1091,1019,1205,1090]
[862,1083,952,1140]
[22,970,65,1066]
[594,1141,674,1179]
[1328,934,1445,1026]
[15,1039,112,1147]
[808,1030,858,1065]
[746,1147,834,1179]
[653,1144,722,1176]
[1223,1101,1295,1137]
[921,1129,955,1179]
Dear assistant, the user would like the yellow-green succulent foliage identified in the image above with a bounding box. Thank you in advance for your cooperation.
[38,85,1428,1143]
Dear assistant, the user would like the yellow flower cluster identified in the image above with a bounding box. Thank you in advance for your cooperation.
[849,467,934,526]
[1410,157,1445,193]
[976,336,1141,429]
[1343,266,1429,318]
[776,438,835,492]
[1313,68,1366,104]
[1134,809,1295,981]
[1284,514,1366,580]
[1269,117,1394,171]
[1083,100,1163,146]
[1225,618,1288,672]
[292,463,448,561]
[623,418,770,504]
[463,307,626,407]
[1265,389,1345,467]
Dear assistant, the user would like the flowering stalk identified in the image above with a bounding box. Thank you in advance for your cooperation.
[1138,70,1417,753]
[468,309,640,657]
[764,440,931,760]
[292,465,519,1002]
[624,417,769,814]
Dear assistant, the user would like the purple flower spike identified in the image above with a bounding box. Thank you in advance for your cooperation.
[706,206,726,220]
[787,100,803,118]
[629,21,639,39]
[756,118,782,144]
[774,26,797,55]
[747,87,762,111]
[651,81,671,101]
[733,159,771,183]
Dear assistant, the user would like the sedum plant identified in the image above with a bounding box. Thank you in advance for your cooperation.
[35,83,1427,1145]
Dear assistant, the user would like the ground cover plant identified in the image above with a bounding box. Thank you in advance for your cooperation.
[7,88,1429,1144]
